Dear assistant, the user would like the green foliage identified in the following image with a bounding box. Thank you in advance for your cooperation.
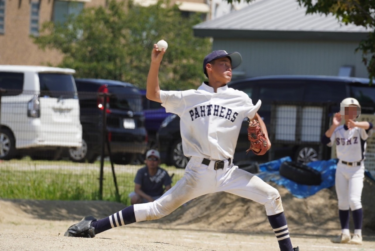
[226,0,375,82]
[33,0,211,90]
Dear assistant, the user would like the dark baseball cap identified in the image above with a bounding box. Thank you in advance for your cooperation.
[203,50,242,76]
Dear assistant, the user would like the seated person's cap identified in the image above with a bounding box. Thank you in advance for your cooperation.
[203,50,242,76]
[146,149,160,159]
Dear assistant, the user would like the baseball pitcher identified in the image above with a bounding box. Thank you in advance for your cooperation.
[64,45,299,251]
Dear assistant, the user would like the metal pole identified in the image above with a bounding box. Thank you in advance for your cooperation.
[105,126,120,201]
[98,93,107,200]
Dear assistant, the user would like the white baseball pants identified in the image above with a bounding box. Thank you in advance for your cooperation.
[335,162,365,210]
[134,156,284,222]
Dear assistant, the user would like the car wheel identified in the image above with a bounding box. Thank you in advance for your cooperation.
[171,140,188,169]
[69,138,96,163]
[295,146,318,164]
[0,128,16,160]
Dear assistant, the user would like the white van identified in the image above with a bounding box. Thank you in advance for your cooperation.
[0,66,82,160]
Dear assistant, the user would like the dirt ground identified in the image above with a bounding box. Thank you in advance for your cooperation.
[1,179,375,251]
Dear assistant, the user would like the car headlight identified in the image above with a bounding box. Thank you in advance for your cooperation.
[161,114,176,128]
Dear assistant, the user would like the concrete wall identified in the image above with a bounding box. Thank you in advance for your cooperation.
[0,0,106,66]
[213,38,368,79]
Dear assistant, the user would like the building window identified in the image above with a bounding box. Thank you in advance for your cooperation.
[53,0,84,24]
[30,1,40,36]
[0,0,5,34]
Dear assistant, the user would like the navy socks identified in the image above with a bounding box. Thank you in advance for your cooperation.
[339,210,350,230]
[352,208,363,230]
[91,206,136,235]
[268,212,293,251]
[339,208,363,233]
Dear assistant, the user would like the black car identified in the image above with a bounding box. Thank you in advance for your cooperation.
[68,79,147,164]
[157,75,375,168]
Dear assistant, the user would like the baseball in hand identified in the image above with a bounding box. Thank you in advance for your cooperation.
[156,40,168,51]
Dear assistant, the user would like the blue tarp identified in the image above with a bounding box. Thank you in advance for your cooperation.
[257,158,338,199]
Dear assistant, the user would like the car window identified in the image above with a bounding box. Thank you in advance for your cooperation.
[39,73,77,99]
[258,81,304,111]
[75,80,100,93]
[239,87,253,98]
[305,81,346,102]
[259,85,303,101]
[350,83,375,113]
[141,95,162,110]
[229,82,254,98]
[108,86,142,112]
[149,100,162,109]
[142,95,148,110]
[0,72,24,96]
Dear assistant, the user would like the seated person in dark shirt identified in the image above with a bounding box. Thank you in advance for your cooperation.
[129,149,172,205]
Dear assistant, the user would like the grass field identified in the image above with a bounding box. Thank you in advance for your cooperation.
[0,158,184,205]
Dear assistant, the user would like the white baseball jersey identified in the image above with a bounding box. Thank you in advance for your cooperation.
[160,82,261,160]
[327,125,370,162]
[134,83,284,225]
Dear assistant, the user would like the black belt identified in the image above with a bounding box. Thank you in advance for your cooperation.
[202,158,231,170]
[341,160,361,167]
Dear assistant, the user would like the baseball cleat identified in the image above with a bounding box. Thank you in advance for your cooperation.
[349,234,362,245]
[293,247,299,251]
[331,233,351,243]
[64,216,97,238]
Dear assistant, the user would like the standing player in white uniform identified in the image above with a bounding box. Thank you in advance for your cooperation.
[322,98,373,245]
[65,46,299,251]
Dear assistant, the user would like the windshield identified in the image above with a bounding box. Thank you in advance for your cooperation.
[350,84,375,113]
[39,73,77,99]
[108,86,142,112]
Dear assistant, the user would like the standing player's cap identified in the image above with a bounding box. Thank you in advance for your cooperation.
[146,149,160,159]
[203,50,242,76]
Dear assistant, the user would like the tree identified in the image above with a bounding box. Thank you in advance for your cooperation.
[33,0,211,90]
[226,0,375,81]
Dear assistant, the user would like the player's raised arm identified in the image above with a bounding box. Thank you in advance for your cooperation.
[146,43,166,103]
[325,113,341,138]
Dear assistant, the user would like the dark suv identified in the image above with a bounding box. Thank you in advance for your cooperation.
[157,75,375,168]
[68,79,147,164]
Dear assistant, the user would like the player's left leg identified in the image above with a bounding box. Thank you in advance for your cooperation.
[217,166,297,251]
[348,164,365,245]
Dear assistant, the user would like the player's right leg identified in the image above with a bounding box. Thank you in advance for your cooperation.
[332,164,351,243]
[218,166,296,251]
[65,157,214,237]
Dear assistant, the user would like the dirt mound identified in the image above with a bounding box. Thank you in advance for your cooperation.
[146,177,375,236]
[1,178,374,237]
